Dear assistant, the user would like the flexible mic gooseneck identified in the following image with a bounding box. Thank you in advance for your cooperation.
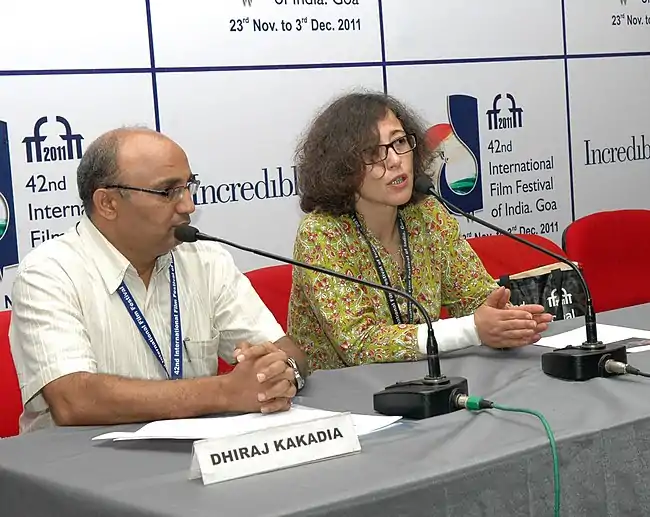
[413,175,628,381]
[174,224,469,419]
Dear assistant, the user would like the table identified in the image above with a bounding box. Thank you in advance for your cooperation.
[2,304,650,517]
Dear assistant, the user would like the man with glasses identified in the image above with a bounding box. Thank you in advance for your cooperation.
[9,127,307,432]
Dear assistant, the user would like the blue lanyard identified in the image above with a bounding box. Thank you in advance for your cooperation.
[116,255,183,379]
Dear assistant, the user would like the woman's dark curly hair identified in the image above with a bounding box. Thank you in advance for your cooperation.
[295,91,434,216]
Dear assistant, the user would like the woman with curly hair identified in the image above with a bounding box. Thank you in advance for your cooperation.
[288,91,551,372]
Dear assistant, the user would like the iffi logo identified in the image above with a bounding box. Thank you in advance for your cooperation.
[22,116,83,163]
[425,93,524,214]
[0,121,19,277]
[486,94,523,131]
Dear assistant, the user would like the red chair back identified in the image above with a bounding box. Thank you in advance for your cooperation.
[467,234,568,280]
[562,209,650,313]
[216,265,292,375]
[0,310,22,437]
[244,264,293,331]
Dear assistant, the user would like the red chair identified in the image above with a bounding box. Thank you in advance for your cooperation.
[215,265,293,375]
[244,264,293,331]
[467,234,568,280]
[562,209,650,313]
[0,310,22,437]
[217,358,234,374]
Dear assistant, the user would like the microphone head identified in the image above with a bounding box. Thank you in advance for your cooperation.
[174,224,200,243]
[414,175,434,195]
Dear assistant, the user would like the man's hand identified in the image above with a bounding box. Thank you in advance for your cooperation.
[230,342,297,413]
[474,287,553,348]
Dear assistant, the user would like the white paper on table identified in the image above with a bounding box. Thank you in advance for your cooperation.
[91,405,401,441]
[536,323,650,351]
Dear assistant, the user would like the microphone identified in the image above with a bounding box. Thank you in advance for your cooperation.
[174,224,469,419]
[413,175,627,381]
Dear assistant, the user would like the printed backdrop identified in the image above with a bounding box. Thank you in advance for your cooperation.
[0,0,649,307]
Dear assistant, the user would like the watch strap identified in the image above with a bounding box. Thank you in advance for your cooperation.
[286,357,305,391]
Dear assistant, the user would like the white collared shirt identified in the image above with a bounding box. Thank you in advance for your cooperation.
[9,216,285,432]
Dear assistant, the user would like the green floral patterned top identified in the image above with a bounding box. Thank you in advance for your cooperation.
[288,197,497,372]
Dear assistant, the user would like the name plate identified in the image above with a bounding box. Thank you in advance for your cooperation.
[189,412,361,485]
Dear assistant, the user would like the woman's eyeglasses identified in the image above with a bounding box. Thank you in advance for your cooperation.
[361,134,417,166]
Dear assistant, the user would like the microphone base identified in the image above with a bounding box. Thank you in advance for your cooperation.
[373,376,468,419]
[541,341,627,381]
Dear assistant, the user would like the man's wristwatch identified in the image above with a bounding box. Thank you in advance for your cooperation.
[286,357,305,391]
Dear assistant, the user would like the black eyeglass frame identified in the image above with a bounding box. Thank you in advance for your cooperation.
[361,133,418,165]
[103,174,200,201]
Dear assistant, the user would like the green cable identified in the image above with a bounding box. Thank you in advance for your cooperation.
[462,396,560,517]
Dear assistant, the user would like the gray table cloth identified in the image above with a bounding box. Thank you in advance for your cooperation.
[2,304,650,517]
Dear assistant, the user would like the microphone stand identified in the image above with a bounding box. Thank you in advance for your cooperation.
[416,178,627,381]
[177,226,469,419]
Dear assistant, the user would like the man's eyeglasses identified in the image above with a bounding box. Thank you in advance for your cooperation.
[361,134,417,165]
[104,174,201,202]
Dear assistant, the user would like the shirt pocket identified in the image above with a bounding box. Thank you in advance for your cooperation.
[182,337,220,378]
